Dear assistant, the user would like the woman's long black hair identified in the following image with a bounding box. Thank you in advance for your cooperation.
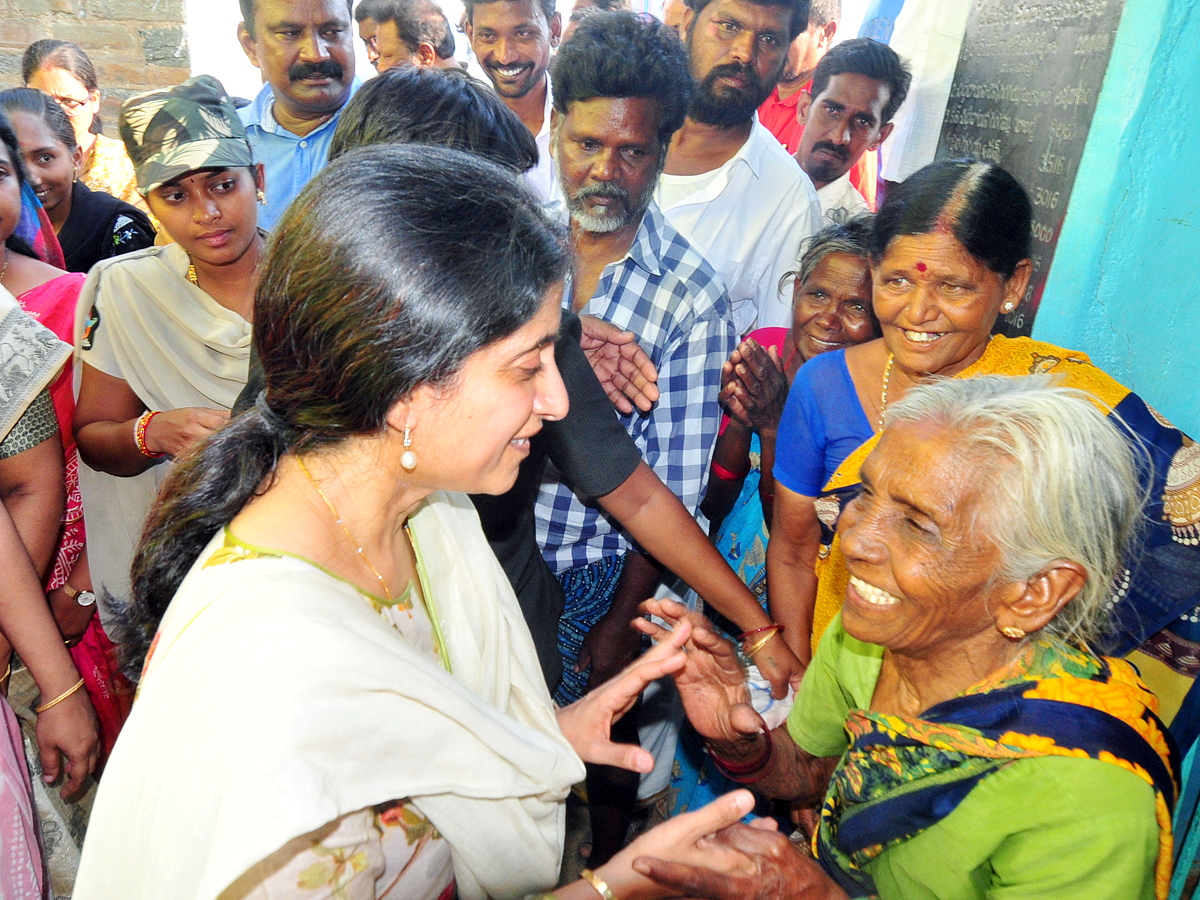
[112,145,570,678]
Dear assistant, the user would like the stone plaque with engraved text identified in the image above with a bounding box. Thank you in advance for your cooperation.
[935,0,1125,335]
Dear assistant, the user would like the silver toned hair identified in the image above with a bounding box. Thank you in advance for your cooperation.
[884,374,1145,647]
[780,215,872,296]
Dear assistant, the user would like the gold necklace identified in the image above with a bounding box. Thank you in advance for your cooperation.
[187,232,265,289]
[296,456,394,602]
[0,247,8,285]
[878,353,895,430]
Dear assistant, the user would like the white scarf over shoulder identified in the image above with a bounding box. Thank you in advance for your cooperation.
[74,491,584,900]
[72,243,251,612]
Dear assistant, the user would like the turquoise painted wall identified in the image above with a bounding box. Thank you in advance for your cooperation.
[1034,0,1199,437]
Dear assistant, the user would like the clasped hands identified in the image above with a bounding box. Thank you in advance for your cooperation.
[719,338,789,434]
[555,599,845,900]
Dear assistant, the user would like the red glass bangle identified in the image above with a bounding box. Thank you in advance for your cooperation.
[707,734,774,784]
[135,410,164,458]
[712,460,751,481]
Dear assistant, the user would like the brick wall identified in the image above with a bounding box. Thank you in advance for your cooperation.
[0,0,190,137]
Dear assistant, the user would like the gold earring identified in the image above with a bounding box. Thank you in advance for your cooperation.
[999,625,1026,640]
[256,188,266,205]
[72,167,79,184]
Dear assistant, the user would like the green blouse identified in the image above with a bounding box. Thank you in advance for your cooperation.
[787,617,1160,899]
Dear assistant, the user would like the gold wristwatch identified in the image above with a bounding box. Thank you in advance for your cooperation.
[61,583,97,608]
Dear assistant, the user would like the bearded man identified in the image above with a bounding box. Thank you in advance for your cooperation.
[536,9,736,863]
[657,0,822,332]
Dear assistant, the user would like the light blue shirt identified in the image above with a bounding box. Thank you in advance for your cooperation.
[238,79,361,231]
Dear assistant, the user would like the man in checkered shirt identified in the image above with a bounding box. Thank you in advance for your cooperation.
[534,12,735,708]
[533,9,736,863]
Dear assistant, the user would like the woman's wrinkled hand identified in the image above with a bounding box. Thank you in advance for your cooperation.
[36,686,100,799]
[634,598,764,745]
[144,407,230,459]
[633,818,851,900]
[596,790,760,900]
[719,340,788,433]
[557,618,691,773]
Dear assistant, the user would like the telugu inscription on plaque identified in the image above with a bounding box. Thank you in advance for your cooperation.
[936,0,1125,336]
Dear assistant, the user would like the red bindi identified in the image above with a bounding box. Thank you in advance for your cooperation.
[916,262,927,272]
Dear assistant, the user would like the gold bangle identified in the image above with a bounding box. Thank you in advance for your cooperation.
[35,677,85,714]
[744,628,781,658]
[580,869,618,900]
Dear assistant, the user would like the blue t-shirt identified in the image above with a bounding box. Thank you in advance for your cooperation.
[774,349,874,497]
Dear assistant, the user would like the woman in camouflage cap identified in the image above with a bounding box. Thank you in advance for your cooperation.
[73,75,265,617]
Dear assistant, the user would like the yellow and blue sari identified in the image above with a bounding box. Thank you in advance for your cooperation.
[815,642,1179,899]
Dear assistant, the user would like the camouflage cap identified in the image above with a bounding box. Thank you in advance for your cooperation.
[120,75,254,196]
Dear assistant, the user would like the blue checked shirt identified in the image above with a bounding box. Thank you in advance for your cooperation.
[534,201,736,573]
[238,79,360,231]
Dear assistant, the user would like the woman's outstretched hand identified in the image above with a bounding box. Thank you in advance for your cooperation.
[634,598,764,745]
[557,618,691,773]
[752,633,805,700]
[593,790,760,900]
[632,818,851,900]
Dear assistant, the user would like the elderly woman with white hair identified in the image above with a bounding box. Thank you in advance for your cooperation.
[636,375,1178,900]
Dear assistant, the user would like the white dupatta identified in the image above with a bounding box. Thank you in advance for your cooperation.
[72,244,251,614]
[74,491,584,900]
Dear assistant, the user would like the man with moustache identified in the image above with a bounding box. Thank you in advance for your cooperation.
[794,38,909,222]
[757,0,838,153]
[658,0,821,334]
[463,0,560,198]
[237,0,361,230]
[536,10,736,861]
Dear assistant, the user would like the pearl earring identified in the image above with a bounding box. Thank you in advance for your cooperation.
[400,424,418,471]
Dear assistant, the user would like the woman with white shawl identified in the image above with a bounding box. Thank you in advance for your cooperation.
[72,76,263,616]
[73,145,764,900]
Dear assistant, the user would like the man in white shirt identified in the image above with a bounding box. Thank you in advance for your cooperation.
[795,37,910,223]
[657,0,822,334]
[464,0,560,198]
